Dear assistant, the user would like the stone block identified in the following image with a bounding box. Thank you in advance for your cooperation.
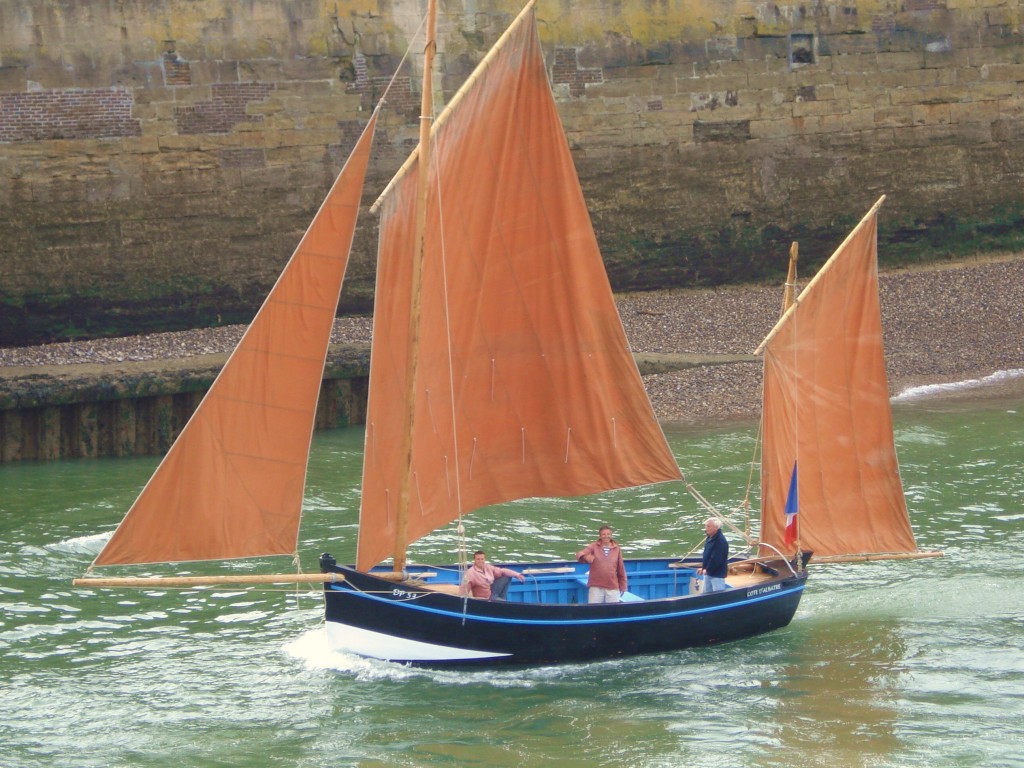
[693,119,751,143]
[873,105,914,127]
[602,65,663,83]
[887,84,967,104]
[792,98,847,117]
[955,120,994,143]
[758,101,798,120]
[912,102,951,124]
[969,80,1018,99]
[695,74,751,93]
[844,107,878,131]
[823,33,883,56]
[876,52,925,71]
[830,52,879,75]
[595,78,654,99]
[749,117,795,139]
[156,134,205,152]
[738,35,788,61]
[949,99,1000,123]
[892,123,959,146]
[992,118,1024,141]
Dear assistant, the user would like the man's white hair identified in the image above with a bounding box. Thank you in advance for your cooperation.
[704,517,721,531]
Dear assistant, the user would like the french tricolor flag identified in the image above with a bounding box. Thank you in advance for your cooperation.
[783,461,799,548]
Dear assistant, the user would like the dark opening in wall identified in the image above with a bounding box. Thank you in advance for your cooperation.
[789,33,815,65]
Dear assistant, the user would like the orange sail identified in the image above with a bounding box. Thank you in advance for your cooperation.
[356,10,680,570]
[93,114,378,566]
[758,198,917,558]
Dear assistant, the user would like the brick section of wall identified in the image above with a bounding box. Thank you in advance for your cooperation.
[174,83,275,135]
[379,77,420,116]
[551,48,603,98]
[163,53,192,86]
[347,61,419,119]
[0,88,140,142]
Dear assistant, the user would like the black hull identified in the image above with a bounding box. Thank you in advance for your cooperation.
[321,558,806,666]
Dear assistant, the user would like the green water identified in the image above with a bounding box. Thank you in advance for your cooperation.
[1,391,1022,768]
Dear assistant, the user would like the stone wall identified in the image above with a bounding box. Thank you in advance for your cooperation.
[1,0,1022,345]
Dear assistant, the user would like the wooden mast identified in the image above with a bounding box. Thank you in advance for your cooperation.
[780,241,800,554]
[781,241,798,314]
[392,0,439,574]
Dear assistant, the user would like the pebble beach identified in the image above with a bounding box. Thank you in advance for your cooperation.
[620,254,1024,422]
[2,255,1022,425]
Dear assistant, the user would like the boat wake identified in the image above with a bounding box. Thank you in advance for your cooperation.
[894,368,1024,401]
[47,531,112,557]
[283,626,619,685]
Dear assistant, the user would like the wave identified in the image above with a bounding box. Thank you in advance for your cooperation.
[282,626,646,685]
[46,531,112,557]
[893,368,1024,402]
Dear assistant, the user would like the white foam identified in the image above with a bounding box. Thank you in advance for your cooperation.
[282,626,451,681]
[893,368,1024,401]
[47,531,112,557]
[282,625,590,686]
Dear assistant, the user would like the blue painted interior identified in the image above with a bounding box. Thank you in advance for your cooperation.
[372,558,701,606]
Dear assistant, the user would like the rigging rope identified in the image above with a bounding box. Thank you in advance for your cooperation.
[679,475,757,551]
[375,14,428,111]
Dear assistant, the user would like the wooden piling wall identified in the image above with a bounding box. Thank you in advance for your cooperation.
[0,345,369,463]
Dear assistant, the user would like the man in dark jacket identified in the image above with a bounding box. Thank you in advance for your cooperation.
[698,517,729,593]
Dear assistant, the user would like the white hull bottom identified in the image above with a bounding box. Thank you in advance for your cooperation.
[325,620,511,662]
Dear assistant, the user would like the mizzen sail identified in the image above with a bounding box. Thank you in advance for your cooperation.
[356,11,680,570]
[758,198,917,558]
[93,114,378,566]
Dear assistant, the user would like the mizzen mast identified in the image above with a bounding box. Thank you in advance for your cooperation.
[781,241,798,314]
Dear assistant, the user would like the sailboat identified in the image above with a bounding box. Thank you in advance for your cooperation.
[74,1,935,666]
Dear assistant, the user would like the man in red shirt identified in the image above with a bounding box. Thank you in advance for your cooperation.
[576,525,628,603]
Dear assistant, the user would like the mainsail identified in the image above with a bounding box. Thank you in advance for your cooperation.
[758,199,918,558]
[356,10,681,570]
[92,114,379,567]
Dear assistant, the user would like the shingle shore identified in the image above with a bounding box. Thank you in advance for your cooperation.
[2,256,1022,425]
[624,255,1024,423]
